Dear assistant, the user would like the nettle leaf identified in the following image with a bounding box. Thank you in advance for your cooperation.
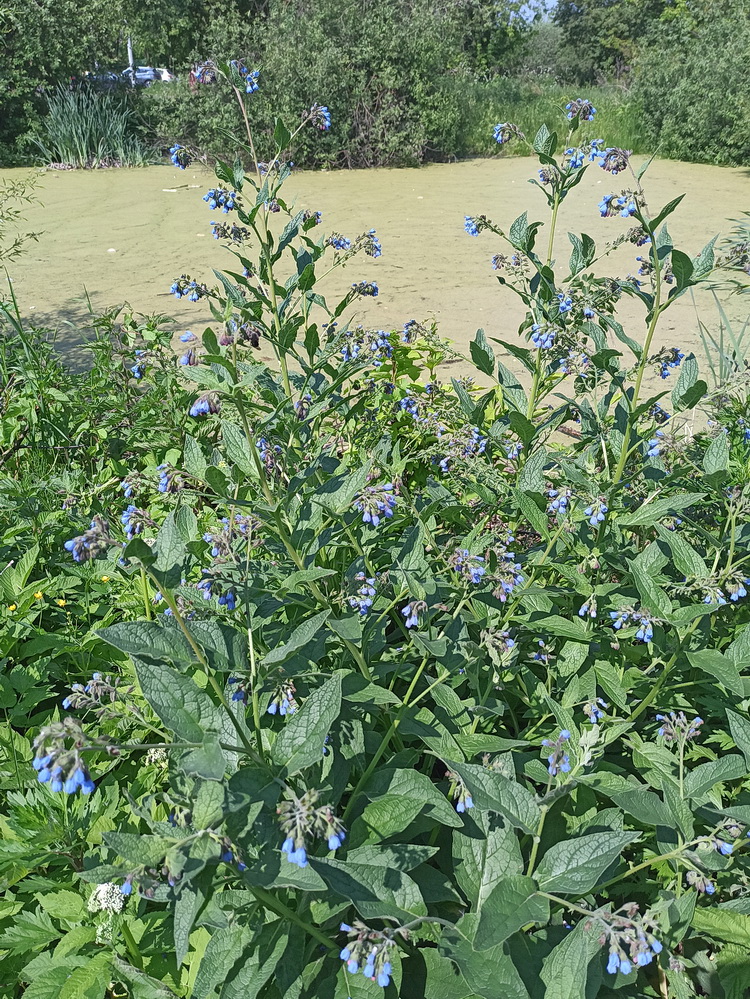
[272,672,342,775]
[683,754,747,800]
[263,610,331,666]
[539,921,603,999]
[0,910,61,953]
[534,831,639,894]
[34,890,86,923]
[445,761,540,835]
[134,658,220,741]
[58,953,111,999]
[691,908,750,949]
[474,876,549,951]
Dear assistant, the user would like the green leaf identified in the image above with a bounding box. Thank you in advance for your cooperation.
[656,526,708,577]
[688,651,744,697]
[439,919,530,999]
[193,926,250,999]
[703,432,729,475]
[445,761,540,835]
[154,510,187,573]
[21,965,88,999]
[103,832,174,866]
[96,621,192,664]
[534,831,639,894]
[112,958,180,998]
[529,615,590,642]
[474,876,548,951]
[311,858,427,922]
[273,117,292,150]
[220,925,289,999]
[539,921,602,999]
[179,739,227,780]
[222,421,255,474]
[630,558,671,617]
[683,754,747,800]
[175,888,207,971]
[470,328,495,377]
[134,659,220,741]
[58,953,111,999]
[518,446,547,493]
[691,908,750,948]
[618,492,704,527]
[0,910,61,953]
[727,709,750,769]
[263,610,331,666]
[717,944,750,999]
[272,672,342,775]
[670,249,694,290]
[671,354,706,411]
[34,890,86,922]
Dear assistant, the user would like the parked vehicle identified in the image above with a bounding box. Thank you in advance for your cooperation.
[121,66,158,86]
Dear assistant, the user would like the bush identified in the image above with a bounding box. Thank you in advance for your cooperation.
[632,8,750,166]
[3,68,750,998]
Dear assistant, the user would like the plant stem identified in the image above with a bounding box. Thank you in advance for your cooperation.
[120,921,144,970]
[248,885,335,950]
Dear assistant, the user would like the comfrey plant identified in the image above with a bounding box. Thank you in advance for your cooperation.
[16,82,750,999]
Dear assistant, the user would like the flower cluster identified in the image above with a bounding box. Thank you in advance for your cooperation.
[401,599,427,629]
[170,274,208,301]
[437,425,487,472]
[546,486,571,517]
[157,463,183,494]
[352,483,397,526]
[267,682,298,716]
[327,233,351,251]
[655,712,703,742]
[598,191,640,219]
[446,770,474,813]
[579,596,597,619]
[230,61,259,94]
[62,672,120,711]
[339,922,397,988]
[351,281,378,297]
[309,103,331,131]
[278,790,346,868]
[64,516,113,562]
[584,498,608,528]
[203,515,254,558]
[565,98,596,122]
[559,350,590,376]
[493,122,525,144]
[492,547,525,601]
[451,548,486,585]
[542,730,572,776]
[349,573,377,616]
[531,323,557,350]
[340,326,393,367]
[210,220,250,243]
[610,608,656,642]
[88,882,127,913]
[32,719,97,795]
[650,347,684,379]
[203,188,239,213]
[686,870,715,895]
[594,905,663,976]
[594,146,631,175]
[583,697,608,723]
[189,392,221,418]
[169,144,191,170]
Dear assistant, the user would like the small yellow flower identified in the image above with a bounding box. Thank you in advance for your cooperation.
[55,598,67,607]
[100,576,110,583]
[7,604,17,612]
[34,591,43,599]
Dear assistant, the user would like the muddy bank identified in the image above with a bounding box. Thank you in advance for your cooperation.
[4,157,748,389]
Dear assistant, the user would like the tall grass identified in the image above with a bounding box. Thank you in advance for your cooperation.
[33,86,154,169]
[452,78,647,159]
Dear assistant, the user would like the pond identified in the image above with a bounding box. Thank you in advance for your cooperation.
[3,156,748,390]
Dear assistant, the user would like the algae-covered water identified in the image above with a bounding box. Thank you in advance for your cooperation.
[4,158,749,385]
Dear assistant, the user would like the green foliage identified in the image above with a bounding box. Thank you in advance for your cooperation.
[33,86,154,168]
[3,76,750,999]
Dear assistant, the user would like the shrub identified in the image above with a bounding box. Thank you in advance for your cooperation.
[3,64,750,999]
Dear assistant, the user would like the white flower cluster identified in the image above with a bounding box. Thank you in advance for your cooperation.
[88,882,126,913]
